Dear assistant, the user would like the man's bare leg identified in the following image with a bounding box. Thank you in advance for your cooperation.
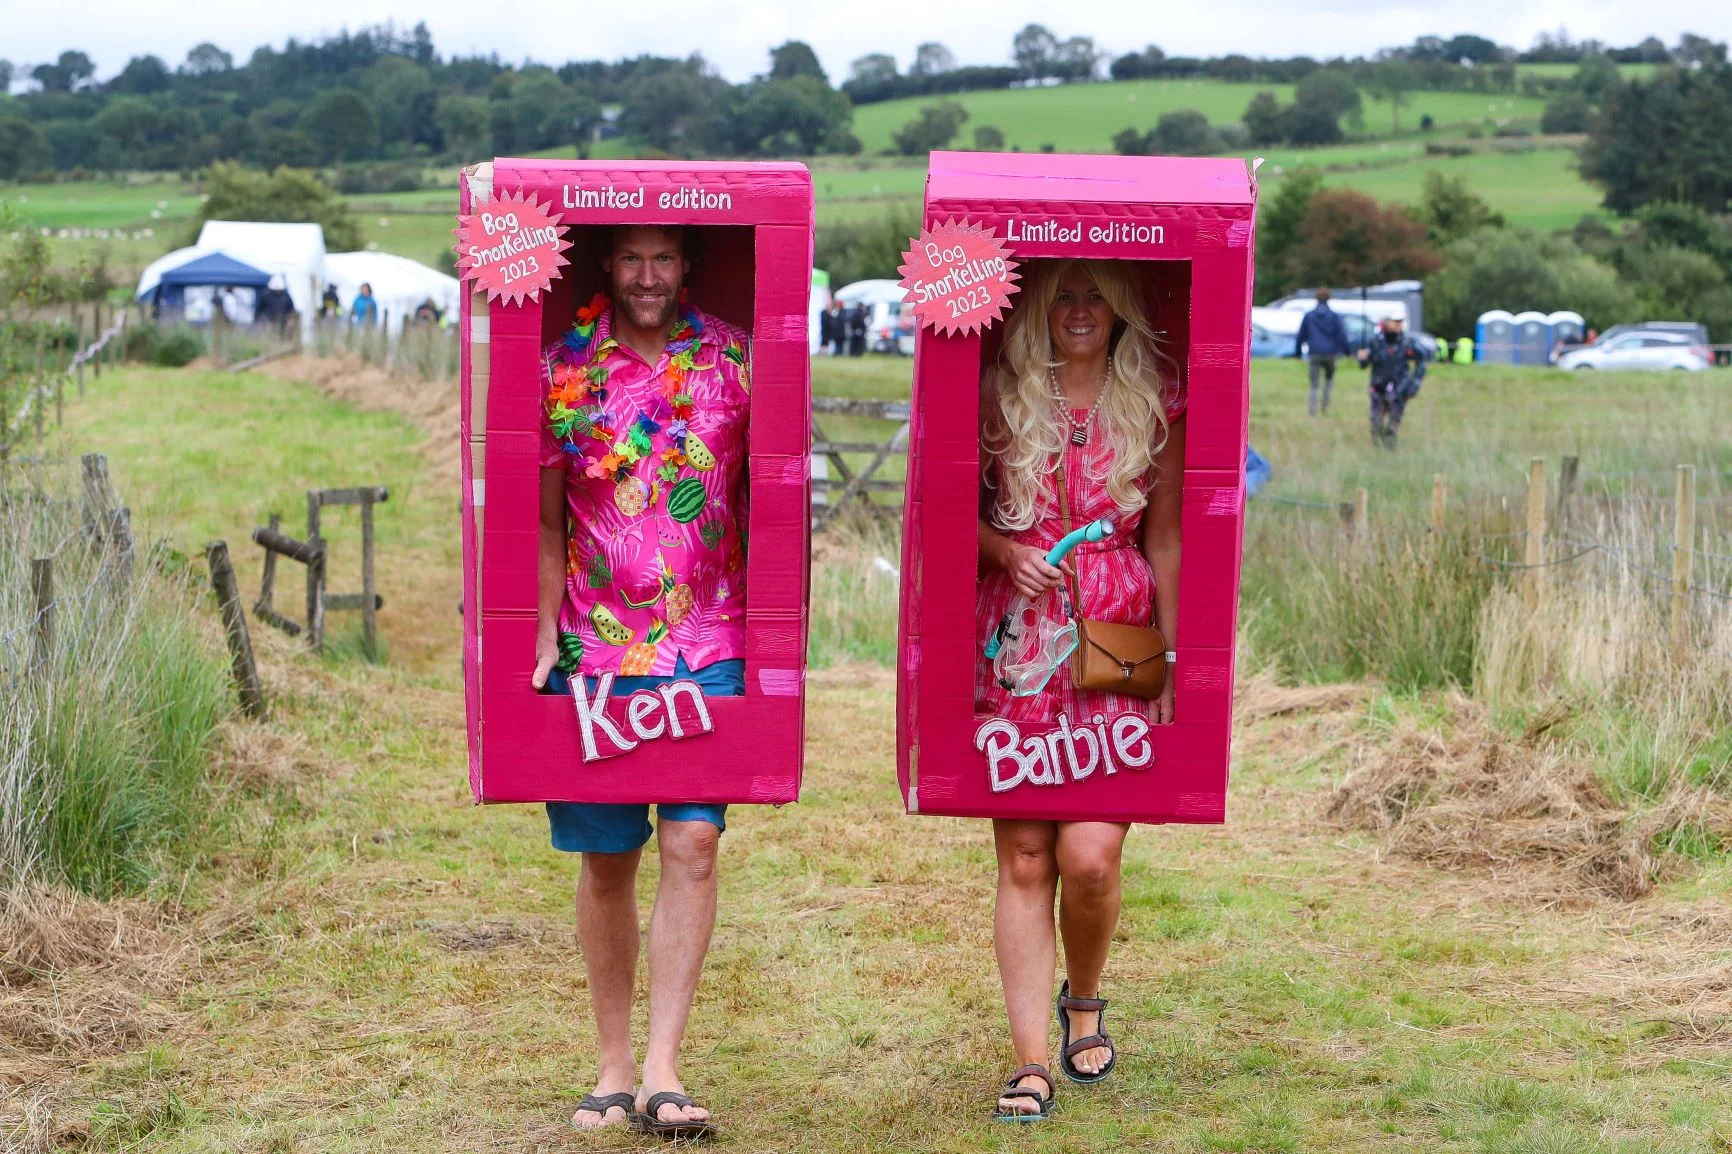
[637,819,720,1126]
[571,848,642,1129]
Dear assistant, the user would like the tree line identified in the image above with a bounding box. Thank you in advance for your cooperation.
[0,26,861,182]
[2,23,1724,184]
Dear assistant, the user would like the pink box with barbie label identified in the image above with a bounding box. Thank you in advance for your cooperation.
[897,151,1256,824]
[460,159,813,804]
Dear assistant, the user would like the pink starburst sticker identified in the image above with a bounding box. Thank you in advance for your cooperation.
[897,219,1020,337]
[454,190,572,306]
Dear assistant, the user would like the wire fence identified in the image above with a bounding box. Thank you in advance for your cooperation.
[0,305,129,466]
[1252,454,1732,638]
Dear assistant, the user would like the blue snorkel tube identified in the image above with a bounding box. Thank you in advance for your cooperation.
[983,518,1114,660]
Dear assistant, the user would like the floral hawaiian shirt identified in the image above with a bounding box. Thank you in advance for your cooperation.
[540,295,751,677]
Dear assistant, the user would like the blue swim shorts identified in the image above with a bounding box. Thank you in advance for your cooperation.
[540,655,742,854]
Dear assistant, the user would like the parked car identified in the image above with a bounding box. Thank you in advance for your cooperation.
[1250,306,1303,356]
[1250,321,1286,358]
[1593,321,1710,348]
[1556,331,1710,372]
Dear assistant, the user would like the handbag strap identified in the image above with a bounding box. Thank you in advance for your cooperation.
[1052,448,1082,611]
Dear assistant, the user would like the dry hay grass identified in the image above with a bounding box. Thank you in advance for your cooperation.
[1325,696,1728,903]
[0,887,188,1085]
[253,353,458,481]
[1234,668,1367,725]
[213,719,329,793]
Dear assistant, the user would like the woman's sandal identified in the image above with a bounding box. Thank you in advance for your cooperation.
[993,1064,1056,1123]
[631,1090,718,1141]
[1056,979,1118,1084]
[570,1091,635,1130]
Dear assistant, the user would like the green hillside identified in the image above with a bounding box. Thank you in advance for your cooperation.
[850,79,1549,154]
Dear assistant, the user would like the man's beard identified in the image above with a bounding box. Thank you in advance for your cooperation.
[616,290,679,331]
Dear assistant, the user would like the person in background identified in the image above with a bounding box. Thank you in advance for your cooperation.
[413,297,441,325]
[218,285,241,326]
[1294,288,1350,417]
[1452,335,1475,365]
[829,301,847,356]
[1357,315,1428,450]
[256,274,295,337]
[819,300,837,355]
[320,284,341,320]
[350,283,378,328]
[847,302,867,357]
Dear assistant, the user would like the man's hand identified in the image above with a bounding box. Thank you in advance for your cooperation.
[532,625,559,690]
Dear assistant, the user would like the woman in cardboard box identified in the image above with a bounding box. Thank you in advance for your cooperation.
[975,260,1185,1120]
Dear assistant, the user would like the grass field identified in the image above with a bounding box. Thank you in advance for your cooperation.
[1,72,1603,285]
[850,80,1549,154]
[8,353,1730,1152]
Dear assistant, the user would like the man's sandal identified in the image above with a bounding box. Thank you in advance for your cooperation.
[570,1092,635,1130]
[631,1091,718,1140]
[1056,980,1118,1084]
[993,1064,1056,1123]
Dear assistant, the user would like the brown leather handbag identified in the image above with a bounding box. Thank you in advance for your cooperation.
[1055,455,1169,699]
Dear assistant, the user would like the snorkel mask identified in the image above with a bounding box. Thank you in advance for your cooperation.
[984,517,1114,697]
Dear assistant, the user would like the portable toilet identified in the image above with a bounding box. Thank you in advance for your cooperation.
[1511,311,1550,365]
[1476,310,1515,363]
[1547,310,1585,356]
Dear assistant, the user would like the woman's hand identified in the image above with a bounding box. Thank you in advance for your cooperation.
[531,624,559,690]
[1002,543,1072,601]
[1154,671,1175,725]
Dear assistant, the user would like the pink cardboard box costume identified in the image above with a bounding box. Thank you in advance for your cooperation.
[460,159,813,805]
[897,151,1256,824]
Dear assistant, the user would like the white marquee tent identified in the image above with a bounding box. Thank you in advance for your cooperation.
[194,221,328,341]
[323,251,462,335]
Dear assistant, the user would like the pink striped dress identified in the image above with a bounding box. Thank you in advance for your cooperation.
[974,390,1186,726]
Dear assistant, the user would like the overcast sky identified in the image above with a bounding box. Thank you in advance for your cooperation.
[0,1,1725,85]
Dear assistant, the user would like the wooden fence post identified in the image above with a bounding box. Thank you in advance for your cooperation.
[1430,474,1447,536]
[81,452,115,544]
[1671,464,1696,651]
[1524,457,1546,608]
[31,556,53,667]
[1555,455,1578,532]
[108,507,134,587]
[1354,487,1369,539]
[206,541,266,718]
[360,494,378,659]
[33,333,45,443]
[306,491,326,652]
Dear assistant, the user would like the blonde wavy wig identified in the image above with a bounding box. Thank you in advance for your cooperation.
[981,260,1180,532]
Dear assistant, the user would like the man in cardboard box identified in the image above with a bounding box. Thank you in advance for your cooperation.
[531,224,751,1139]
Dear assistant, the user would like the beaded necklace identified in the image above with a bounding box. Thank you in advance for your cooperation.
[1047,357,1113,446]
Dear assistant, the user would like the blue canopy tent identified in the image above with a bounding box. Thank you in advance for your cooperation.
[139,251,272,319]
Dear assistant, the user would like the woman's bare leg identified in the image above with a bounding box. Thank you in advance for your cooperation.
[1055,821,1129,1075]
[993,819,1059,1114]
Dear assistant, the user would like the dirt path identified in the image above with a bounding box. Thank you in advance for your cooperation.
[9,363,1732,1152]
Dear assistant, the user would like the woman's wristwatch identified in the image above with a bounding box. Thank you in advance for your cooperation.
[1163,650,1177,664]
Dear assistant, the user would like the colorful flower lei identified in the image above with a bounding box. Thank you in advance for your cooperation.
[547,294,711,487]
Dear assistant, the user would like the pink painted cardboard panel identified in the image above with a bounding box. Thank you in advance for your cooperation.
[898,151,1255,825]
[462,159,813,805]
